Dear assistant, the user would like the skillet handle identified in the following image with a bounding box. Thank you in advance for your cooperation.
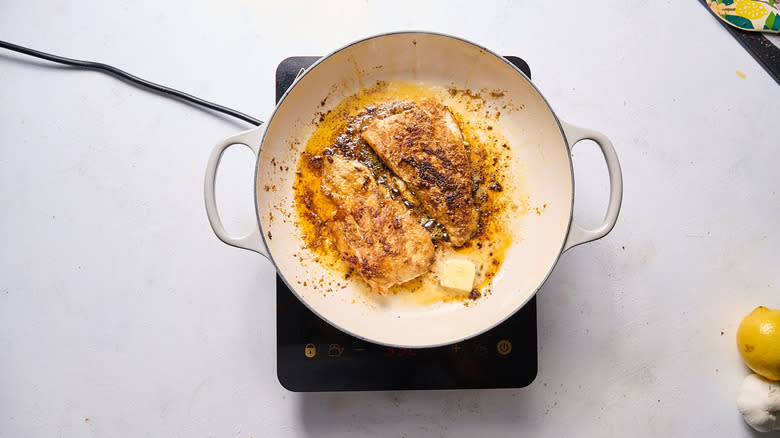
[560,121,623,252]
[204,125,270,258]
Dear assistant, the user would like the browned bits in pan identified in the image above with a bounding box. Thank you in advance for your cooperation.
[488,180,503,192]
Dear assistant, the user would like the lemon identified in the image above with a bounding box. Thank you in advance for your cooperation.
[737,306,780,381]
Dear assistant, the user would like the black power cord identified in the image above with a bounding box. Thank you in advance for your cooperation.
[0,39,263,126]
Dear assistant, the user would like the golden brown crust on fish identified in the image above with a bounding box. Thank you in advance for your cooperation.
[361,102,478,246]
[321,155,435,293]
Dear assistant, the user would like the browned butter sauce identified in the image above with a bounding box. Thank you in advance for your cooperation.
[293,80,519,304]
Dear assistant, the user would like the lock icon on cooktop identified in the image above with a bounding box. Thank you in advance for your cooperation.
[304,343,317,358]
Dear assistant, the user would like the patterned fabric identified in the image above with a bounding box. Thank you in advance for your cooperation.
[708,0,780,31]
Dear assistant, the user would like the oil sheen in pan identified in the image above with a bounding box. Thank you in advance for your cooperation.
[292,80,527,305]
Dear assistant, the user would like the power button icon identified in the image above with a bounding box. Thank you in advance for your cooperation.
[304,343,317,358]
[497,339,512,355]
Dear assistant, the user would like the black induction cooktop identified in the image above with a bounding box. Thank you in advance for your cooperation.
[275,56,537,392]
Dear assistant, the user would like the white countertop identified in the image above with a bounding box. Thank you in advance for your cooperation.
[1,1,778,436]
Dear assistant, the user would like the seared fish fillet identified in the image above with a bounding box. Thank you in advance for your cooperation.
[321,155,435,294]
[361,102,478,246]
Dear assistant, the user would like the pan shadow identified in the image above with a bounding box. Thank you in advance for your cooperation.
[296,386,541,436]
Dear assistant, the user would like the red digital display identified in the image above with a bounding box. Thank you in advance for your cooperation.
[384,347,417,357]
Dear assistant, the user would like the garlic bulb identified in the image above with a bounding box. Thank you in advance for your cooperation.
[737,374,780,432]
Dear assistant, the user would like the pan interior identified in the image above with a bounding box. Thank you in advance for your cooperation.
[256,33,572,347]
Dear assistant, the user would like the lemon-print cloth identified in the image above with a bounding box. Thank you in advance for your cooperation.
[708,0,780,31]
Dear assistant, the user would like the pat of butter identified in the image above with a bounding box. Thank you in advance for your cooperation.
[440,259,476,292]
